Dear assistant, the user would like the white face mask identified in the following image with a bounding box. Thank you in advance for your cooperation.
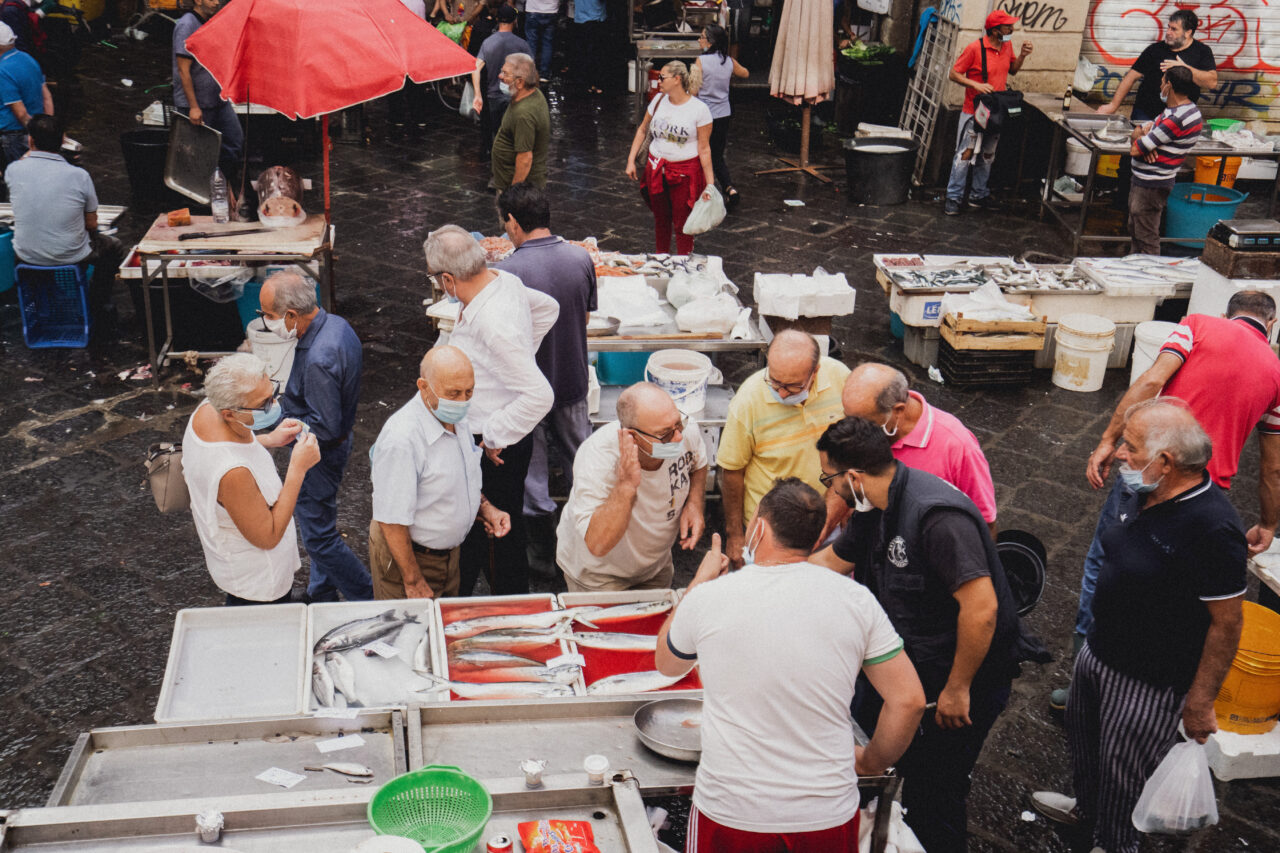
[741,520,764,565]
[846,473,875,513]
[262,314,296,341]
[499,81,512,96]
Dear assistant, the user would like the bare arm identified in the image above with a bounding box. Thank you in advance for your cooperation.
[655,534,727,676]
[1182,596,1244,742]
[583,430,642,557]
[378,522,434,598]
[949,67,993,95]
[513,150,533,184]
[40,84,52,117]
[8,101,28,127]
[84,212,98,233]
[1249,432,1280,555]
[731,58,750,78]
[809,542,855,576]
[175,56,203,124]
[857,651,927,775]
[1099,68,1142,114]
[935,576,998,729]
[1086,351,1182,487]
[625,112,653,179]
[720,467,747,568]
[678,465,708,549]
[696,122,714,188]
[217,434,320,550]
[471,60,484,114]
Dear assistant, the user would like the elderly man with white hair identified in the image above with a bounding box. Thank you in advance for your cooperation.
[182,353,320,605]
[258,269,371,603]
[491,52,550,192]
[557,381,708,591]
[368,346,511,599]
[424,225,557,595]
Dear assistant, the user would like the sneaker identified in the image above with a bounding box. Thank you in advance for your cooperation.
[726,187,741,208]
[944,199,961,215]
[1050,687,1069,712]
[968,194,1000,211]
[1030,791,1080,825]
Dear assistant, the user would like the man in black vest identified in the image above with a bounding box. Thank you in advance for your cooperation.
[812,416,1022,853]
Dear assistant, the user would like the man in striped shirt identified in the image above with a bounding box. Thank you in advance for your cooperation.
[1127,65,1202,255]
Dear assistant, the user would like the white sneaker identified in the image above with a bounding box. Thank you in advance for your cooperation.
[1030,791,1080,825]
[1089,848,1107,853]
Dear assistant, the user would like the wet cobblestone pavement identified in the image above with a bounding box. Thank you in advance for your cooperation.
[2,24,1279,852]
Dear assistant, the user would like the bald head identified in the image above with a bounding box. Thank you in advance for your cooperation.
[767,330,820,379]
[843,362,909,419]
[420,345,473,386]
[617,382,678,430]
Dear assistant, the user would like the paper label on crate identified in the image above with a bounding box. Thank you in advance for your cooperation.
[313,707,361,720]
[316,733,366,754]
[547,653,586,668]
[256,767,307,788]
[362,640,400,659]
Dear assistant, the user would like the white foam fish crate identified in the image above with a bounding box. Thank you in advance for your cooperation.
[435,593,586,699]
[307,600,445,711]
[1002,289,1159,325]
[1205,727,1280,780]
[155,604,308,723]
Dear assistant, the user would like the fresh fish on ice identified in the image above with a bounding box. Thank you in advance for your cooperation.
[448,650,546,670]
[312,656,335,707]
[586,670,684,695]
[572,600,671,624]
[417,674,575,700]
[452,663,582,684]
[303,761,374,777]
[314,610,419,654]
[413,632,431,674]
[325,652,359,705]
[569,631,659,652]
[448,625,571,653]
[443,607,600,639]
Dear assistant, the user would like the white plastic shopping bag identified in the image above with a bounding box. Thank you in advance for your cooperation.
[858,797,925,853]
[1131,741,1219,834]
[682,186,726,235]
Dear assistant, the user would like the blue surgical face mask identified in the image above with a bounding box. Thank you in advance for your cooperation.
[769,385,809,406]
[1118,457,1162,494]
[250,401,282,431]
[426,384,470,425]
[499,81,512,96]
[741,520,763,566]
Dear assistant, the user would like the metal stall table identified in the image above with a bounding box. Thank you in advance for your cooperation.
[135,214,334,375]
[1038,108,1280,255]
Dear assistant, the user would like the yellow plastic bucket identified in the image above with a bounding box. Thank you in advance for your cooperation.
[1097,154,1120,178]
[1215,601,1280,734]
[1195,156,1242,188]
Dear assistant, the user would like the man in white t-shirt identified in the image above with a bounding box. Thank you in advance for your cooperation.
[657,478,926,851]
[555,382,708,590]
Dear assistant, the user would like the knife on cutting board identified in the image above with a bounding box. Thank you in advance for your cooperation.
[178,227,273,241]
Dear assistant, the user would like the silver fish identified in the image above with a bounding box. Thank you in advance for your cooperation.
[413,632,431,675]
[417,674,575,700]
[575,600,671,624]
[451,664,582,684]
[315,610,419,654]
[325,652,359,705]
[303,761,374,777]
[443,607,601,639]
[448,649,545,670]
[569,631,658,652]
[448,625,572,653]
[312,656,335,707]
[586,670,684,695]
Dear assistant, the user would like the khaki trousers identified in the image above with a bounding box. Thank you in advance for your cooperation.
[561,562,674,592]
[368,520,460,599]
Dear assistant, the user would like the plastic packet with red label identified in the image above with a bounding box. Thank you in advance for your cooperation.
[516,819,602,853]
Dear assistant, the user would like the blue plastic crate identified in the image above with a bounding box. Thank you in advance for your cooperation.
[0,231,14,293]
[17,264,91,348]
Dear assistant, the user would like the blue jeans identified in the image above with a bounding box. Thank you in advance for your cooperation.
[524,399,592,516]
[945,115,999,202]
[199,100,245,168]
[525,12,557,79]
[296,436,374,602]
[1074,478,1129,639]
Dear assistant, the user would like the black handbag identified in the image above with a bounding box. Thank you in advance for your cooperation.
[973,39,1023,133]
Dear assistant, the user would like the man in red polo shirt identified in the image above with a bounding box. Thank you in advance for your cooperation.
[944,10,1032,216]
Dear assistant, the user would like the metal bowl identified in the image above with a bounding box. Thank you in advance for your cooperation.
[587,314,621,337]
[634,697,702,763]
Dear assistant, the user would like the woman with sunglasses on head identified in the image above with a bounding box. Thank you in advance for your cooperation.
[625,60,716,255]
[183,353,320,606]
[693,25,748,208]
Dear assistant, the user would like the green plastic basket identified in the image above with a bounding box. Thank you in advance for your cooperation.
[368,766,493,853]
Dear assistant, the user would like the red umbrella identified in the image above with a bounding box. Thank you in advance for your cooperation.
[186,0,476,216]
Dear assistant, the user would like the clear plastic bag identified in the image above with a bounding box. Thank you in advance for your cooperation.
[665,269,723,309]
[676,293,739,335]
[1131,741,1219,835]
[682,186,726,235]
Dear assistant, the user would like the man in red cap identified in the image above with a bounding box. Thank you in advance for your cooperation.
[943,10,1032,216]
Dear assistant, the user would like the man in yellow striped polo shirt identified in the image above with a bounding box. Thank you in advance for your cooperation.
[718,330,850,567]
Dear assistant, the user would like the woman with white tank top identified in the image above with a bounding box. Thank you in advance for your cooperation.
[694,25,749,207]
[182,353,320,605]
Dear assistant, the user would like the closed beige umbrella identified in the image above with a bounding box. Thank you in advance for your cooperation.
[758,0,835,181]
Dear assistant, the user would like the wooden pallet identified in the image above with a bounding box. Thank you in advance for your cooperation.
[940,312,1047,351]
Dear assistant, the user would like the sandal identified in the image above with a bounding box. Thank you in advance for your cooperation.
[726,188,741,208]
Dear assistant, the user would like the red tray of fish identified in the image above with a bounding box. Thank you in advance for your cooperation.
[439,595,576,700]
[559,596,701,694]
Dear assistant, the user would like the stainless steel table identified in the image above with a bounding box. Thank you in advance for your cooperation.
[592,384,733,429]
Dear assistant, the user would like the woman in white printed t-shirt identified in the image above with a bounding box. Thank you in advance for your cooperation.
[625,60,715,255]
[182,353,320,605]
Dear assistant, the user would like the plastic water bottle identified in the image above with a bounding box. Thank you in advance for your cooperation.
[210,168,229,223]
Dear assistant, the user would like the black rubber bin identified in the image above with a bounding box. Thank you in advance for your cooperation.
[843,136,918,205]
[120,128,189,210]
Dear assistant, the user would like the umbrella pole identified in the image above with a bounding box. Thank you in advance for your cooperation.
[755,103,834,184]
[322,113,331,225]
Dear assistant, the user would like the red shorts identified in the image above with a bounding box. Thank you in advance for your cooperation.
[685,805,860,853]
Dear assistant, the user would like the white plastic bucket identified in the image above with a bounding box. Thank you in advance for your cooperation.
[644,350,722,414]
[1053,313,1115,392]
[1065,137,1090,177]
[1130,320,1181,383]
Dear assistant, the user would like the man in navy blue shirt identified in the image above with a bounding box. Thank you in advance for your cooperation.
[259,270,372,602]
[495,184,596,527]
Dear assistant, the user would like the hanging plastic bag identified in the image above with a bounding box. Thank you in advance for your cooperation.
[676,292,740,335]
[666,269,724,308]
[858,797,926,852]
[682,186,726,235]
[460,79,476,120]
[1074,57,1100,94]
[1131,741,1219,834]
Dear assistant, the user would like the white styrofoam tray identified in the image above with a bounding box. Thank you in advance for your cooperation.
[156,604,308,723]
[435,594,586,699]
[1206,727,1280,781]
[1003,289,1159,325]
[307,600,445,711]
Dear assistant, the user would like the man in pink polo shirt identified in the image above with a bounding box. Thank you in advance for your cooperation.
[839,362,997,537]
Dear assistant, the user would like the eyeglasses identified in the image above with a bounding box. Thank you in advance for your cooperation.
[238,379,281,413]
[659,73,676,81]
[765,370,814,396]
[632,414,687,444]
[818,468,851,489]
